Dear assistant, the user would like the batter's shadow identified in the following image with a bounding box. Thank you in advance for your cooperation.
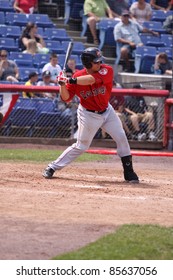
[53,176,159,189]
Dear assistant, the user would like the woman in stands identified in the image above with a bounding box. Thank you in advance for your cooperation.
[13,0,38,14]
[0,50,19,83]
[130,0,152,25]
[18,22,48,53]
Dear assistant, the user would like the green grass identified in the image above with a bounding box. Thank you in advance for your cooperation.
[53,224,173,260]
[0,149,107,163]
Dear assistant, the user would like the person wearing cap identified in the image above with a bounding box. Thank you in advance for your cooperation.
[37,70,57,99]
[113,9,159,71]
[43,47,139,184]
[23,71,39,98]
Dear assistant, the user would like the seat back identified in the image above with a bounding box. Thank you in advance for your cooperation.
[5,12,28,26]
[44,40,63,54]
[71,41,85,55]
[18,67,38,82]
[151,10,167,22]
[140,34,166,47]
[0,11,5,24]
[10,52,33,67]
[143,21,166,34]
[3,25,21,39]
[33,53,50,68]
[97,19,119,49]
[135,46,157,73]
[0,37,18,52]
[28,14,54,28]
[160,34,173,48]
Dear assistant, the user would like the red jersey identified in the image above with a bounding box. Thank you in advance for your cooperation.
[16,0,37,14]
[66,64,113,111]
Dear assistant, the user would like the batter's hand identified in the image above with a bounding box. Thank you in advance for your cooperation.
[57,71,68,86]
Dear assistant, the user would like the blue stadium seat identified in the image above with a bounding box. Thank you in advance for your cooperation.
[10,52,33,67]
[151,10,167,22]
[140,34,166,47]
[0,37,18,52]
[57,54,66,68]
[18,67,38,82]
[64,0,84,24]
[28,14,55,28]
[160,34,173,48]
[2,25,21,39]
[33,53,50,68]
[44,40,64,54]
[97,19,119,49]
[32,111,62,137]
[5,12,28,26]
[0,11,5,25]
[44,28,71,42]
[30,98,56,115]
[71,41,85,55]
[6,107,37,137]
[143,21,167,34]
[157,47,173,60]
[135,46,157,74]
[0,1,15,12]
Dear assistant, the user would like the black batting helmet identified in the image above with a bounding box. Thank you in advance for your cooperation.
[81,47,104,69]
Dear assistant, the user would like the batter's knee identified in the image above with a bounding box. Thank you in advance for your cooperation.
[74,140,90,152]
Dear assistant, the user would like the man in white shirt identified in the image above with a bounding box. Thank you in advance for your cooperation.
[42,53,62,84]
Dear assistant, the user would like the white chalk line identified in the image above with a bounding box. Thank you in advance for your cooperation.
[0,185,173,202]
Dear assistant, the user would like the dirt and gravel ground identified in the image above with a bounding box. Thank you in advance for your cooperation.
[0,144,173,260]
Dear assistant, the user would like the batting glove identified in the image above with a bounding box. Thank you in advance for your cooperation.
[57,71,68,85]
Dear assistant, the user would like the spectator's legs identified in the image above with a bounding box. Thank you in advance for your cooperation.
[87,16,99,44]
[142,112,155,131]
[121,47,130,71]
[130,114,140,132]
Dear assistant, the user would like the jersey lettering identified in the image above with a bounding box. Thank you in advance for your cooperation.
[79,86,106,100]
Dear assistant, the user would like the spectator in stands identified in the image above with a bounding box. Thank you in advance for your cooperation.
[84,0,116,45]
[42,53,62,84]
[163,14,173,34]
[106,0,129,16]
[37,70,57,99]
[0,50,19,83]
[67,58,80,74]
[150,0,170,11]
[154,52,172,75]
[23,71,39,98]
[19,22,49,54]
[113,10,159,71]
[13,0,38,14]
[129,0,152,25]
[22,39,39,55]
[125,84,156,141]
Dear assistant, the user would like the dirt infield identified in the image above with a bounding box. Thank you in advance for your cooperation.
[0,144,173,260]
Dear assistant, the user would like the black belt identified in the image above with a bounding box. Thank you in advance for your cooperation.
[86,108,107,114]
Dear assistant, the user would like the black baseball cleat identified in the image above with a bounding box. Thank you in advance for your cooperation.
[124,171,139,183]
[121,155,139,184]
[42,167,55,179]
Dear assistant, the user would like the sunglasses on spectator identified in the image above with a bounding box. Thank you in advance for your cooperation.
[1,55,7,57]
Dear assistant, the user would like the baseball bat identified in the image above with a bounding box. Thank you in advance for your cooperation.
[62,41,74,75]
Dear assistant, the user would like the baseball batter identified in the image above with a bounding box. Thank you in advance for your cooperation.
[43,47,139,183]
